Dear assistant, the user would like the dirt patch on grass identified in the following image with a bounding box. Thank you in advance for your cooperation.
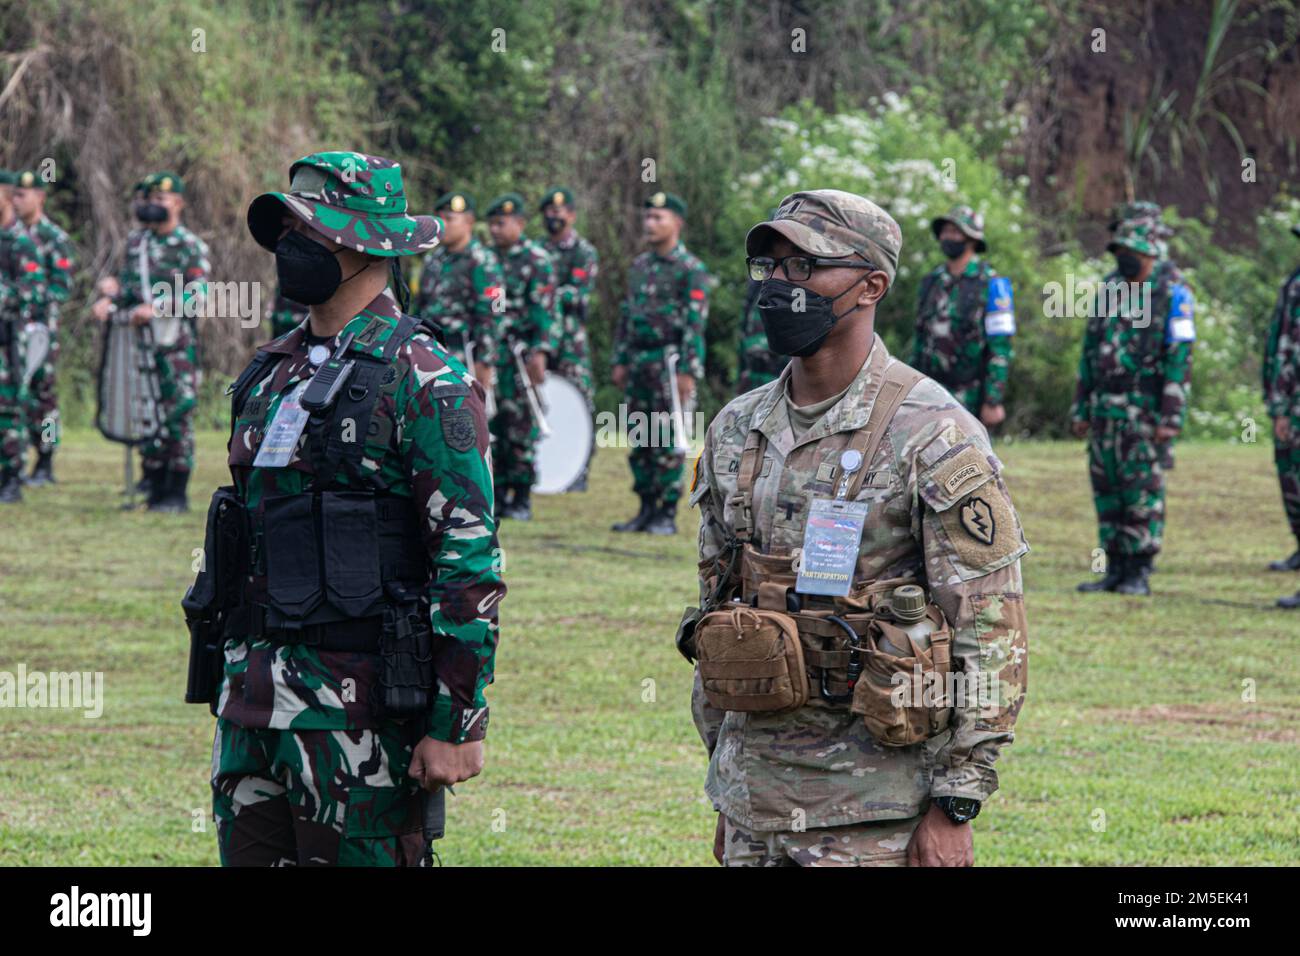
[1100,703,1299,743]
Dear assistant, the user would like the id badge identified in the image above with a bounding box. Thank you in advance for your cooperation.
[795,498,868,597]
[253,380,310,469]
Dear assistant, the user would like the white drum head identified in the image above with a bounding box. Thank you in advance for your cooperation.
[534,375,593,494]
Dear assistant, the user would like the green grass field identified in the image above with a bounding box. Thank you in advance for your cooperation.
[1,429,1297,865]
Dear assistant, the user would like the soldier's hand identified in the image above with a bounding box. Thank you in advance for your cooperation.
[129,303,154,326]
[1277,418,1293,443]
[676,373,696,403]
[408,737,484,791]
[980,403,1005,427]
[1154,425,1179,443]
[90,298,113,322]
[611,364,628,389]
[713,813,726,865]
[906,804,973,867]
[526,352,547,386]
[1070,420,1090,439]
[96,276,120,297]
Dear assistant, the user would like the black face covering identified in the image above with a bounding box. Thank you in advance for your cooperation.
[135,202,168,224]
[1115,252,1142,279]
[757,276,868,358]
[940,238,968,259]
[544,215,566,235]
[275,229,363,306]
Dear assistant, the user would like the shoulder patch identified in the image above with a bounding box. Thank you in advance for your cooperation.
[441,406,477,452]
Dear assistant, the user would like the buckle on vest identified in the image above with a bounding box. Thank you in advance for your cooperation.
[727,492,752,537]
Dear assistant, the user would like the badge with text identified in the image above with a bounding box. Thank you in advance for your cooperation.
[796,498,869,596]
[253,380,310,469]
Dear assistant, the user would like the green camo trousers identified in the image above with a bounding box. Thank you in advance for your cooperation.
[1087,416,1167,557]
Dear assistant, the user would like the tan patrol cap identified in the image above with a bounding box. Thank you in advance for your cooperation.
[745,189,902,287]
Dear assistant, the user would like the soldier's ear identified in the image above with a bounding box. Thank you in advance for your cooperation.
[857,271,890,308]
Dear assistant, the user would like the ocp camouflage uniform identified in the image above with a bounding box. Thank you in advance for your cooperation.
[0,218,46,494]
[413,235,502,368]
[911,258,1013,415]
[112,222,211,476]
[267,288,309,338]
[613,242,711,507]
[489,235,556,494]
[20,214,74,456]
[1262,242,1300,557]
[737,277,784,393]
[543,230,599,404]
[1072,227,1194,564]
[692,337,1029,866]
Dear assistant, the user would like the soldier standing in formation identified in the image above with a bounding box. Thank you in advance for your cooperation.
[485,192,556,520]
[0,170,48,504]
[540,186,599,490]
[686,190,1028,866]
[413,191,501,396]
[1072,209,1194,596]
[611,191,711,535]
[911,204,1013,427]
[91,172,211,513]
[13,170,75,486]
[184,151,503,866]
[1263,221,1300,607]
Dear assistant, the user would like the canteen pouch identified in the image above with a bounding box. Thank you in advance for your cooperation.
[183,486,248,712]
[378,601,434,717]
[851,605,953,747]
[695,606,808,712]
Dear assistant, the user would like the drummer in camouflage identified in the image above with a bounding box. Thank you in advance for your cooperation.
[13,170,75,485]
[185,150,504,866]
[91,172,210,512]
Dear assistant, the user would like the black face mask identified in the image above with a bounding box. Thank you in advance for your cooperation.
[940,238,967,259]
[757,276,867,358]
[544,216,566,235]
[275,229,363,306]
[1115,252,1142,279]
[135,202,168,224]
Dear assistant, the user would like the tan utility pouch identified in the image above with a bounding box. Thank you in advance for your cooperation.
[695,604,809,713]
[850,605,953,747]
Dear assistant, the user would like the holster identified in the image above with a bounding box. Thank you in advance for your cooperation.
[378,598,434,718]
[182,486,248,714]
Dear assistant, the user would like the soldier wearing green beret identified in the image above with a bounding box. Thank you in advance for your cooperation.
[485,192,557,520]
[90,171,210,512]
[611,191,712,534]
[412,191,502,399]
[12,170,75,486]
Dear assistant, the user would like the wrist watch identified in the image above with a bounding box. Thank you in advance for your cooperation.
[933,796,981,824]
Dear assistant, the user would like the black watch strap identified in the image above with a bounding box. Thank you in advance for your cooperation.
[934,796,981,824]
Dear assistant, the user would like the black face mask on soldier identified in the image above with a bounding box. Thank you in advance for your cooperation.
[544,215,566,235]
[275,229,366,306]
[135,202,168,224]
[1115,252,1143,279]
[940,238,967,259]
[757,275,868,358]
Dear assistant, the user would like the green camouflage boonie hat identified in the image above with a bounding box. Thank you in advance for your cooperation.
[746,188,902,287]
[248,151,440,257]
[434,191,476,215]
[486,193,527,218]
[1109,200,1172,256]
[1107,219,1162,258]
[540,186,575,211]
[141,171,185,195]
[931,204,986,252]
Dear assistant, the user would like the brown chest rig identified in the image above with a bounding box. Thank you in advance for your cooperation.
[683,354,953,746]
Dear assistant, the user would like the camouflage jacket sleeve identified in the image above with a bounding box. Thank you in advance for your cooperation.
[2,232,47,322]
[689,423,729,755]
[526,248,558,356]
[913,428,1029,802]
[112,231,145,311]
[473,252,505,365]
[982,333,1013,407]
[613,261,635,368]
[179,231,212,320]
[1264,273,1300,419]
[400,358,505,743]
[681,260,711,380]
[1071,307,1101,423]
[1159,292,1194,432]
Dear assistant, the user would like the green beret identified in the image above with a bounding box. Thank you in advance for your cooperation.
[434,191,476,214]
[0,170,15,186]
[645,191,686,217]
[486,192,527,218]
[140,171,185,195]
[14,170,46,191]
[540,186,575,211]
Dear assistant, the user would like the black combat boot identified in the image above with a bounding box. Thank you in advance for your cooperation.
[611,493,654,532]
[0,468,22,504]
[1267,549,1300,572]
[505,485,532,521]
[643,498,678,536]
[26,448,54,487]
[148,469,190,513]
[1278,591,1300,609]
[1077,550,1125,592]
[1113,554,1152,596]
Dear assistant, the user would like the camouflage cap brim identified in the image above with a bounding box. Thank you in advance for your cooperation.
[248,192,441,257]
[930,216,987,252]
[745,219,857,259]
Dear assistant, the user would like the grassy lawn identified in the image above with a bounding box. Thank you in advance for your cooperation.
[1,429,1297,865]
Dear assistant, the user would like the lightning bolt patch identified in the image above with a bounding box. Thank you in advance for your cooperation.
[959,497,996,546]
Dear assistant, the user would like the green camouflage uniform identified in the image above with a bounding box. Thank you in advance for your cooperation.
[613,241,711,506]
[413,235,502,369]
[1072,221,1195,559]
[543,230,599,405]
[489,235,556,492]
[737,277,784,393]
[19,213,74,453]
[112,222,210,475]
[1,218,46,479]
[211,152,501,866]
[267,289,309,338]
[1262,248,1300,550]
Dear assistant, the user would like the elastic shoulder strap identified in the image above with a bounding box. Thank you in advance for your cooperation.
[227,350,281,439]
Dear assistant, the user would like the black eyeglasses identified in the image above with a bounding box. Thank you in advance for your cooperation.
[747,255,877,282]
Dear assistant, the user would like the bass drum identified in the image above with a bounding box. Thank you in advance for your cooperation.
[533,374,593,494]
